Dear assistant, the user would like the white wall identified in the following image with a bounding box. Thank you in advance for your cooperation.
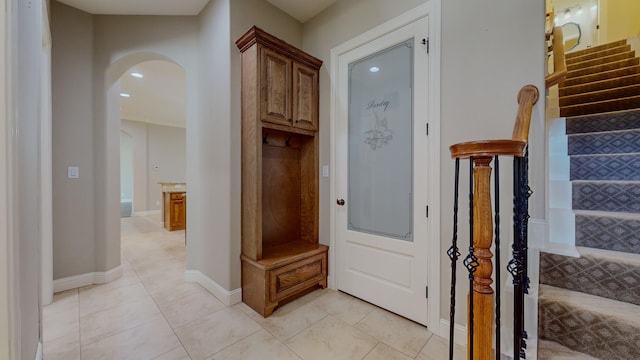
[16,0,44,358]
[303,0,546,333]
[121,119,186,212]
[147,123,186,209]
[120,130,133,202]
[0,0,11,355]
[120,120,148,213]
[51,1,96,279]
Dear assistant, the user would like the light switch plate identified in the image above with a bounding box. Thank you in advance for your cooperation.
[68,166,79,179]
[322,165,329,178]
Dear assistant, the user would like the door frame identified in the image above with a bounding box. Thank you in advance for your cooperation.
[329,1,441,330]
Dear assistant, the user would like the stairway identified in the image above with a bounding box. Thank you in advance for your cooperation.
[539,39,640,360]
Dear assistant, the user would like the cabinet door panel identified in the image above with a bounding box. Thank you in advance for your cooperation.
[292,62,318,131]
[261,48,291,126]
[172,199,185,229]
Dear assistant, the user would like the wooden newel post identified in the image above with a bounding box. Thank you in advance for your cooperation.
[469,156,494,359]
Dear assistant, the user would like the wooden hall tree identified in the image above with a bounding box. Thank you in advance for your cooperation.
[236,27,328,317]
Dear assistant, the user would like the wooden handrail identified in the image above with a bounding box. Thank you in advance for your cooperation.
[450,84,540,159]
[512,85,541,143]
[449,84,539,360]
[545,26,567,88]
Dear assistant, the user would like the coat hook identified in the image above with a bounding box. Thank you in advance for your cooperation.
[263,134,269,144]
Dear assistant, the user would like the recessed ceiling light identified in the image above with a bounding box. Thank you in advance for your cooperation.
[369,66,380,73]
[120,93,131,98]
[131,72,143,78]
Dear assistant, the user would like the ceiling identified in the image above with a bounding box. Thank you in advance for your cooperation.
[119,61,186,128]
[57,0,336,22]
[57,0,211,16]
[61,0,336,128]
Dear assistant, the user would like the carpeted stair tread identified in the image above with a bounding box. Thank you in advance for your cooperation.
[560,94,640,117]
[560,74,640,97]
[566,109,640,134]
[575,211,640,254]
[559,83,640,107]
[570,153,640,180]
[566,39,628,60]
[539,249,640,305]
[573,181,640,213]
[538,340,600,360]
[568,128,640,155]
[566,44,631,66]
[567,50,636,72]
[561,65,640,87]
[565,57,640,79]
[539,284,640,360]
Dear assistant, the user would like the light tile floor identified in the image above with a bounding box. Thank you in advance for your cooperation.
[43,215,466,360]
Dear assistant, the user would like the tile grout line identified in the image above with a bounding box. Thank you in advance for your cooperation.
[126,229,195,360]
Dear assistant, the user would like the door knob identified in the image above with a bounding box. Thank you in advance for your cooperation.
[336,199,345,206]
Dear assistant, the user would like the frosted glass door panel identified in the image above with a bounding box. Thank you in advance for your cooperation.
[348,40,413,241]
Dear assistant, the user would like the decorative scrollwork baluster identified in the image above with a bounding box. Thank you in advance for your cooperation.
[448,158,461,360]
[494,155,501,360]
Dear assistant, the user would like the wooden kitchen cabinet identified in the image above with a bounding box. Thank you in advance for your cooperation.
[240,27,320,135]
[163,192,185,231]
[236,26,327,317]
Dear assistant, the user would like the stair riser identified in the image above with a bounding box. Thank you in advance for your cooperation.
[561,65,640,87]
[560,95,640,117]
[566,39,627,60]
[566,110,640,134]
[567,51,636,72]
[568,129,640,155]
[571,154,640,181]
[567,44,631,65]
[539,298,640,360]
[540,252,640,305]
[566,58,640,79]
[560,74,640,97]
[559,84,640,107]
[573,182,640,213]
[576,214,640,254]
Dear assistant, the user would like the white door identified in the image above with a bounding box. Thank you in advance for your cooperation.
[335,17,430,325]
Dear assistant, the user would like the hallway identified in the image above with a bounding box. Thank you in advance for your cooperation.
[42,215,463,360]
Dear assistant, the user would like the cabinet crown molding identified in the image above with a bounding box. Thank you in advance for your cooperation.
[236,26,323,70]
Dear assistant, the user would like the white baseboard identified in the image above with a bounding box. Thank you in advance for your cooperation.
[184,270,242,307]
[34,342,42,360]
[53,266,122,293]
[133,210,160,217]
[438,319,467,346]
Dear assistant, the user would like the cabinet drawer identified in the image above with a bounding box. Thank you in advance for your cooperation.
[170,192,184,200]
[269,253,326,301]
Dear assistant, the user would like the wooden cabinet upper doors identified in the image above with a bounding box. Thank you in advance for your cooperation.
[261,47,292,127]
[292,62,318,131]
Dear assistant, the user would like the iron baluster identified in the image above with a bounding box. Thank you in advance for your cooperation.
[494,156,501,360]
[465,157,477,360]
[448,158,461,360]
